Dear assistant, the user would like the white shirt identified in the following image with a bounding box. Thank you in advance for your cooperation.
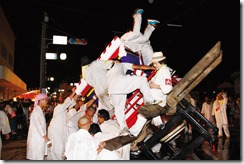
[212,97,228,127]
[201,102,213,122]
[107,62,133,94]
[100,119,130,160]
[47,97,76,160]
[67,105,86,137]
[26,106,47,160]
[85,60,113,92]
[65,129,97,160]
[100,119,120,138]
[0,110,11,134]
[93,132,122,160]
[150,65,173,107]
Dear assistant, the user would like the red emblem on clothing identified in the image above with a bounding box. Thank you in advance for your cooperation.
[165,79,172,85]
[216,107,220,111]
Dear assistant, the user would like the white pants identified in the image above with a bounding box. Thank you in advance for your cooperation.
[110,94,128,131]
[121,13,155,65]
[109,76,155,130]
[217,124,230,137]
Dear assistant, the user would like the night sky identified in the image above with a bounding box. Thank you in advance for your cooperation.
[0,0,240,92]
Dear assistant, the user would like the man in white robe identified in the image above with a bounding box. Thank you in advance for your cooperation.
[98,109,131,160]
[0,109,11,159]
[106,59,158,134]
[201,96,214,122]
[64,116,105,160]
[84,60,115,116]
[212,92,230,138]
[47,88,78,160]
[67,96,97,137]
[89,123,122,160]
[26,93,50,160]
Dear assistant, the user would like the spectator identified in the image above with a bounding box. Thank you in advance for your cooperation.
[0,108,11,159]
[234,96,240,126]
[16,98,25,131]
[4,100,17,135]
[201,96,214,123]
[226,96,235,127]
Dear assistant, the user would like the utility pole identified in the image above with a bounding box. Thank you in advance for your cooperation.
[40,12,48,93]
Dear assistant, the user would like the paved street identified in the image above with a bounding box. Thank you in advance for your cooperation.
[1,126,241,161]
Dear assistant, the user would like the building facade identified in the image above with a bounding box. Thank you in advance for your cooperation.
[0,6,26,101]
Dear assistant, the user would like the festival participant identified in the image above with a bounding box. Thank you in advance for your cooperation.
[212,92,230,138]
[26,93,50,160]
[64,116,105,160]
[47,88,78,160]
[120,8,160,65]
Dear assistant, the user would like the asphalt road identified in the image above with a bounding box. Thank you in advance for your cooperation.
[1,125,240,161]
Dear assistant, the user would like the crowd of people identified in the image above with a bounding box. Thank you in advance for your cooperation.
[0,8,240,160]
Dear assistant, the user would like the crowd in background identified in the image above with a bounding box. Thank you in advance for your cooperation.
[0,89,240,159]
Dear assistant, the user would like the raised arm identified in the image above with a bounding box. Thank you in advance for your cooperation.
[85,95,97,109]
[132,64,155,71]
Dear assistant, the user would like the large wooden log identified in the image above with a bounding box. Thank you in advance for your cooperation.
[177,50,222,102]
[167,41,221,109]
[104,134,137,151]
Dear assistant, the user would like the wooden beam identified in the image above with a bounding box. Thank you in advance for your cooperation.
[167,41,221,108]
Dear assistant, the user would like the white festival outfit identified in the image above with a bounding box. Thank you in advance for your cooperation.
[0,110,11,159]
[201,101,213,122]
[147,63,173,153]
[85,60,115,115]
[144,51,173,126]
[121,13,155,65]
[26,105,47,160]
[107,62,155,133]
[64,129,98,160]
[100,119,131,160]
[212,94,230,138]
[67,105,86,137]
[93,132,122,160]
[47,97,76,160]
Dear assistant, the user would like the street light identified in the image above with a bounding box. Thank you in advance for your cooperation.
[49,77,54,81]
[40,19,68,93]
[46,53,57,60]
[40,13,87,94]
[60,53,67,60]
[46,52,67,60]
